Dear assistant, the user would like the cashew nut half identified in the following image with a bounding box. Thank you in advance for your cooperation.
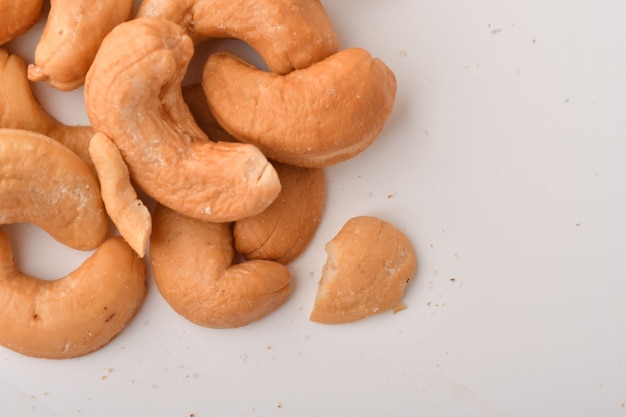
[89,133,152,258]
[150,204,292,329]
[85,17,281,223]
[0,49,94,171]
[0,0,43,45]
[0,128,107,251]
[137,0,339,74]
[27,0,134,91]
[310,216,416,324]
[202,48,397,167]
[0,232,146,359]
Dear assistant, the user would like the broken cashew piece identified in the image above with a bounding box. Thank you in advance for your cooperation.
[137,0,339,74]
[0,232,146,359]
[150,204,292,329]
[0,0,43,45]
[0,128,107,251]
[0,49,94,170]
[85,17,281,223]
[310,216,416,324]
[27,0,134,91]
[89,133,152,258]
[202,48,397,167]
[234,162,326,264]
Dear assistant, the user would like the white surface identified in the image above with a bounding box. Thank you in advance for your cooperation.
[3,1,626,416]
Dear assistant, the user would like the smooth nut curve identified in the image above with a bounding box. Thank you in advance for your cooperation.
[85,17,281,223]
[150,204,292,329]
[234,162,326,264]
[0,128,107,251]
[0,0,43,45]
[27,0,134,91]
[89,133,152,258]
[310,216,416,324]
[137,0,339,74]
[0,49,94,170]
[0,232,146,359]
[202,48,397,167]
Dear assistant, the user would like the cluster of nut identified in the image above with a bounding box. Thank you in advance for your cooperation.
[0,0,416,358]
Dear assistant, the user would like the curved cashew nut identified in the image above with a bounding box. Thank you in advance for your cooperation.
[27,0,134,91]
[150,204,292,329]
[0,232,146,359]
[85,17,281,223]
[89,133,152,258]
[234,162,326,264]
[0,49,94,170]
[202,48,397,167]
[137,0,339,74]
[0,0,43,45]
[0,128,107,251]
[310,216,416,324]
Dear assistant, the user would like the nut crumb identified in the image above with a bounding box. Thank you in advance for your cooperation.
[392,303,407,314]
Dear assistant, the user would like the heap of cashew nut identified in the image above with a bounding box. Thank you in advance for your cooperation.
[0,0,416,358]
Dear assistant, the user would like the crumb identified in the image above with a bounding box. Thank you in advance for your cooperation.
[101,376,107,380]
[429,243,434,248]
[392,303,407,314]
[276,402,282,409]
[387,194,394,199]
[106,368,113,373]
[450,277,456,282]
[575,223,581,227]
[266,345,272,350]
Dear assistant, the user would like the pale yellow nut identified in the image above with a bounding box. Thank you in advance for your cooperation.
[85,17,281,223]
[202,48,397,167]
[137,0,339,74]
[310,216,417,324]
[0,0,43,45]
[89,132,152,258]
[0,128,107,251]
[27,0,134,91]
[0,49,94,171]
[150,204,292,329]
[0,232,146,359]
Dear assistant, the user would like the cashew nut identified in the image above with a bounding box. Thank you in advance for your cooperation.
[202,48,397,167]
[27,0,134,91]
[182,83,237,144]
[0,128,107,251]
[0,232,146,359]
[310,216,416,324]
[89,133,152,258]
[234,162,326,264]
[85,17,281,223]
[137,0,339,74]
[0,0,43,45]
[150,204,292,329]
[0,49,94,170]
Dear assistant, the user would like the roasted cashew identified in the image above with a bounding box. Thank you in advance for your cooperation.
[0,0,43,45]
[27,0,134,91]
[234,162,325,264]
[0,232,146,359]
[0,49,94,170]
[150,204,292,329]
[202,48,397,167]
[137,0,339,74]
[310,216,416,324]
[85,17,281,223]
[0,128,107,251]
[89,133,152,258]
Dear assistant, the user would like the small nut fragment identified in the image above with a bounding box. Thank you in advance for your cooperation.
[150,204,292,329]
[89,133,152,258]
[202,48,397,167]
[0,233,146,359]
[234,162,325,264]
[0,128,107,251]
[310,216,416,324]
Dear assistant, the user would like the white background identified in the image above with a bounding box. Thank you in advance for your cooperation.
[3,1,626,416]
